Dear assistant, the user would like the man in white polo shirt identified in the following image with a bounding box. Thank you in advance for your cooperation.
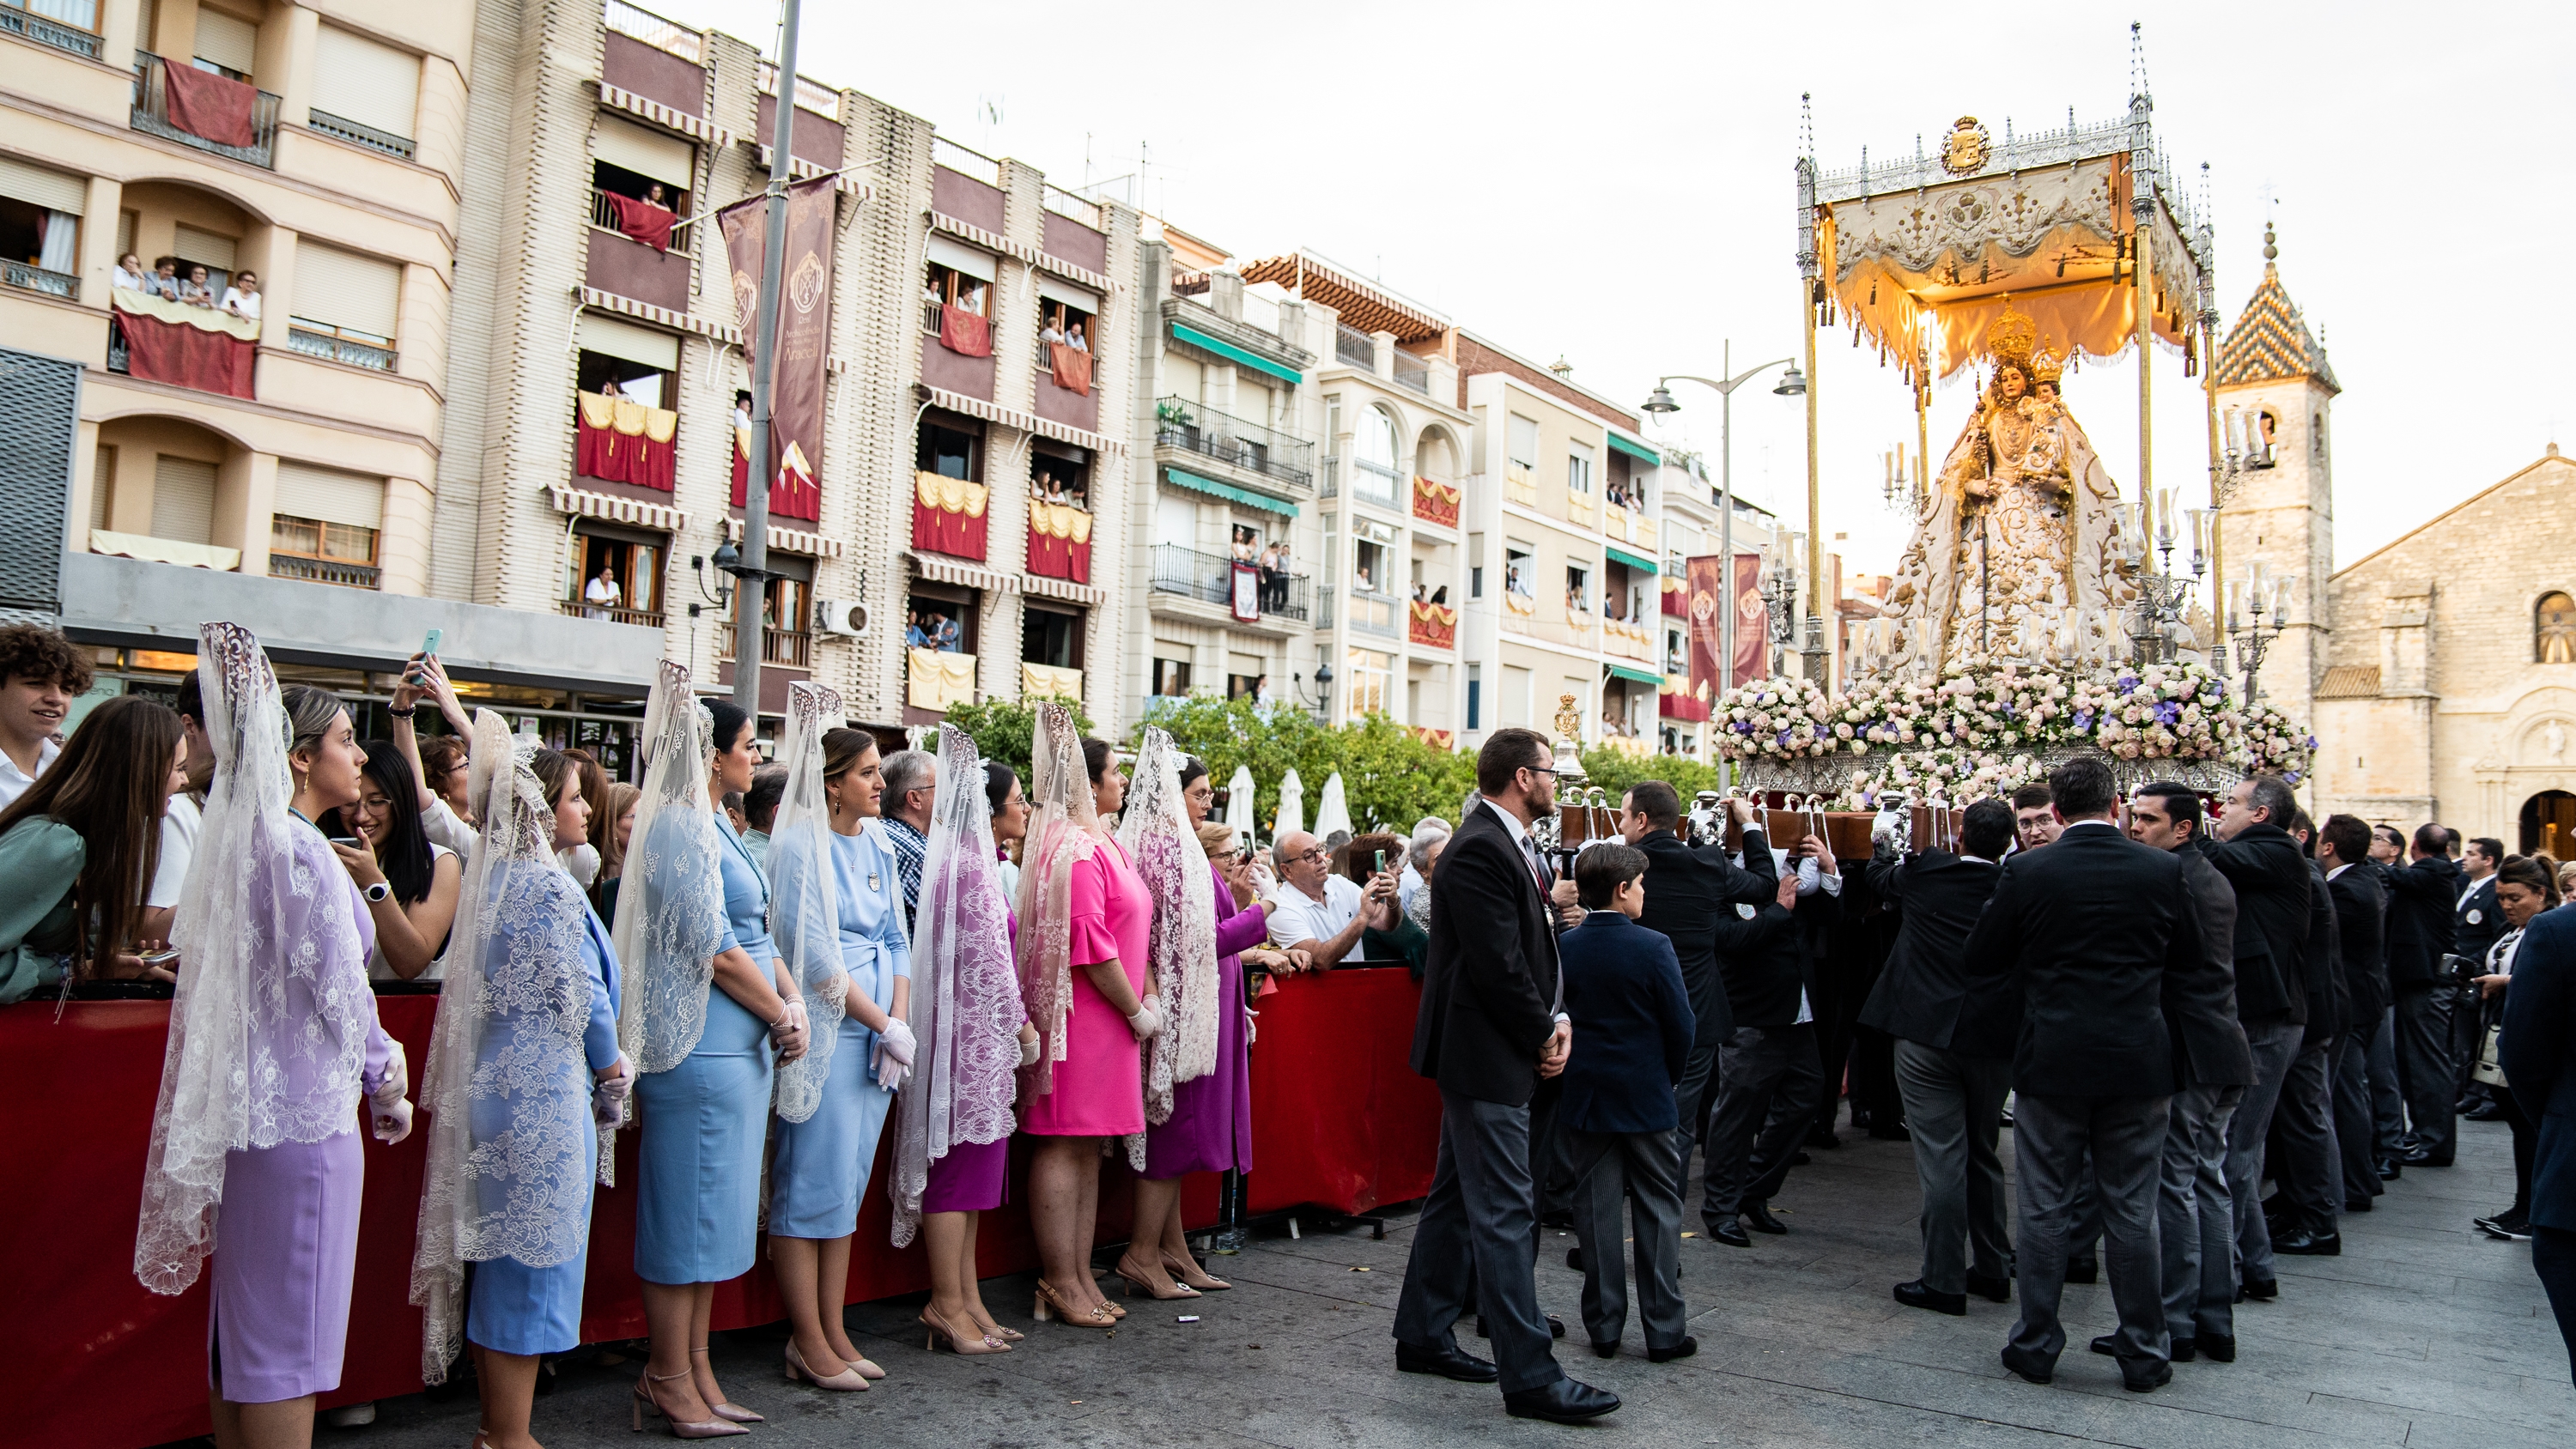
[1269,828,1395,970]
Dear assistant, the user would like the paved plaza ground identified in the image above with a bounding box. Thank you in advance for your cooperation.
[309,1110,2573,1448]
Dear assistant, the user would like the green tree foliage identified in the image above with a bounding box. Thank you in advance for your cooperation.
[1144,698,1478,838]
[941,694,1095,785]
[1573,745,1727,805]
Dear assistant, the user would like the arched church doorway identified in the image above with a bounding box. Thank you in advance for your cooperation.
[2520,790,2576,858]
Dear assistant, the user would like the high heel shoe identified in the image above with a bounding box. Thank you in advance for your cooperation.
[690,1345,762,1422]
[784,1340,871,1391]
[631,1369,749,1439]
[920,1307,1012,1355]
[1111,1257,1202,1300]
[1163,1251,1232,1291]
[1033,1278,1114,1326]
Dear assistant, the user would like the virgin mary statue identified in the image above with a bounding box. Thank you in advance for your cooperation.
[1885,304,2135,672]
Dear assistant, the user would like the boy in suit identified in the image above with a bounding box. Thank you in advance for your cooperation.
[1559,844,1696,1362]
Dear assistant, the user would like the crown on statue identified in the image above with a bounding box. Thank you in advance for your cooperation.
[1987,300,2038,371]
[2030,341,2063,385]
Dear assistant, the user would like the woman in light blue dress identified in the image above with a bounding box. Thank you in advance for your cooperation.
[617,682,808,1438]
[769,721,914,1390]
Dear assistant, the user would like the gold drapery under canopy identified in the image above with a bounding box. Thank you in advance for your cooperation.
[1806,112,2207,385]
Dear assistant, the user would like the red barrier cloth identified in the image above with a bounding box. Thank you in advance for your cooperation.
[939,305,992,357]
[605,192,676,251]
[1246,967,1441,1215]
[1025,527,1091,585]
[1660,690,1710,722]
[913,496,987,561]
[163,63,256,147]
[116,306,255,398]
[1047,342,1093,396]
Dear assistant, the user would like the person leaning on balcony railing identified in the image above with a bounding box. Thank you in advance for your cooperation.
[389,652,483,858]
[179,264,217,308]
[148,256,183,300]
[114,252,152,292]
[221,271,261,322]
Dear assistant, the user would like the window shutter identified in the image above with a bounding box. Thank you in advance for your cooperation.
[153,456,218,544]
[0,157,85,215]
[927,234,997,283]
[274,461,384,530]
[173,224,237,271]
[311,26,420,138]
[294,241,402,340]
[577,312,680,371]
[590,113,696,191]
[191,8,258,76]
[1508,413,1539,468]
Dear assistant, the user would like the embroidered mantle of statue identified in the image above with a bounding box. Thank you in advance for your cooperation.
[1886,304,2134,672]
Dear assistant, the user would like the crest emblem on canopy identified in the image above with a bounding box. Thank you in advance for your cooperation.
[1940,116,1991,177]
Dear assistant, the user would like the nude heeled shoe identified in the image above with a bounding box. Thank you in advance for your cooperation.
[691,1345,762,1422]
[784,1340,870,1391]
[920,1306,1012,1355]
[630,1368,748,1439]
[1032,1278,1114,1326]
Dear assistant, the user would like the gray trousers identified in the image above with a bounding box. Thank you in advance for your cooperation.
[1566,1127,1688,1350]
[2226,1019,2304,1282]
[1393,1089,1564,1395]
[2159,1082,2242,1343]
[2273,1040,2342,1232]
[1672,1036,1721,1171]
[1893,1039,2013,1294]
[2393,987,2457,1161]
[2010,1092,2172,1369]
[2333,1033,2384,1202]
[1704,1023,1825,1222]
[2366,1004,2408,1156]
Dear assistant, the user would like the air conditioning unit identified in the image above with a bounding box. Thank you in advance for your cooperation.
[814,598,870,637]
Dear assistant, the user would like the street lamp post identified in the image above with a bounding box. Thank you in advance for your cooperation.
[732,0,807,717]
[1641,343,1804,793]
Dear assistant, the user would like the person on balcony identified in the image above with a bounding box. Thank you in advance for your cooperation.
[1066,321,1090,353]
[179,264,218,307]
[221,271,262,321]
[114,252,152,293]
[585,561,623,619]
[148,257,183,300]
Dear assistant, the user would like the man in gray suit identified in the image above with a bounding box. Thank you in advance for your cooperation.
[1961,755,2221,1392]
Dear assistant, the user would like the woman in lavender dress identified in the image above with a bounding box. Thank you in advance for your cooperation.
[136,628,414,1449]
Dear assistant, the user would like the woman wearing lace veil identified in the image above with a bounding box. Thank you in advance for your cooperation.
[1016,706,1159,1327]
[767,688,915,1391]
[134,624,413,1449]
[615,663,807,1438]
[411,712,629,1449]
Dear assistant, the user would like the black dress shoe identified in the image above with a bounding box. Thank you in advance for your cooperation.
[1964,1270,2013,1303]
[2171,1338,2197,1362]
[2344,1197,2374,1214]
[1396,1339,1499,1383]
[1503,1378,1621,1424]
[1743,1202,1789,1235]
[1895,1280,1966,1317]
[1789,1149,1814,1167]
[2087,1333,2117,1357]
[2274,1228,2341,1256]
[2199,1333,2236,1363]
[1807,1125,1842,1149]
[1708,1219,1752,1248]
[2239,1274,2278,1301]
[2400,1147,2453,1167]
[2123,1360,2172,1393]
[1647,1336,1698,1363]
[2463,1100,2506,1122]
[1471,1313,1566,1340]
[1590,1338,1619,1359]
[1999,1344,2054,1385]
[1566,1246,1584,1270]
[2063,1257,2099,1285]
[2374,1157,2402,1180]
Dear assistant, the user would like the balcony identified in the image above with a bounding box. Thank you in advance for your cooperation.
[585,213,692,315]
[1407,600,1458,650]
[1334,322,1375,369]
[1346,590,1398,638]
[1152,396,1313,491]
[307,108,416,161]
[3,259,76,300]
[1393,352,1430,396]
[1602,617,1656,663]
[1602,506,1657,549]
[1347,460,1402,511]
[1504,464,1537,508]
[718,627,814,670]
[558,597,666,629]
[605,0,703,61]
[2,1,100,58]
[1148,543,1308,622]
[286,322,397,373]
[131,52,281,169]
[268,554,380,590]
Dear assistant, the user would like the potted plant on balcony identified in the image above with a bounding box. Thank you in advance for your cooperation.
[1155,399,1197,451]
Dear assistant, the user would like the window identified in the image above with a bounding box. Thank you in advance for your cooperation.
[0,156,84,289]
[292,240,402,362]
[1508,413,1539,471]
[2540,592,2576,664]
[1352,537,1389,596]
[916,417,981,481]
[271,463,383,574]
[1346,648,1392,718]
[922,236,995,332]
[152,455,216,544]
[906,588,977,654]
[1023,604,1084,670]
[1034,278,1099,367]
[310,25,420,145]
[1565,563,1592,615]
[1501,664,1532,729]
[191,6,258,81]
[576,348,669,410]
[568,524,665,623]
[1031,441,1090,512]
[589,159,689,248]
[1153,657,1193,696]
[1566,440,1594,495]
[1352,406,1401,506]
[1504,544,1534,598]
[743,574,811,665]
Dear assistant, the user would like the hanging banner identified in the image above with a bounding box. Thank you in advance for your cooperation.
[1686,555,1722,704]
[1732,551,1765,687]
[720,176,836,523]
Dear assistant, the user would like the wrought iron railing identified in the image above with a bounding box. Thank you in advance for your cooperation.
[131,52,281,168]
[755,59,840,120]
[268,554,381,590]
[1042,184,1102,231]
[1334,322,1375,368]
[1393,353,1429,395]
[1148,543,1308,621]
[763,628,811,668]
[287,324,397,372]
[589,187,692,247]
[931,136,1001,187]
[1152,396,1313,488]
[307,107,416,160]
[603,0,702,62]
[3,260,76,300]
[558,597,666,628]
[1,1,100,58]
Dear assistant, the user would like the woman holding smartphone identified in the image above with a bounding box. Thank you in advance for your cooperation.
[325,744,462,980]
[388,651,480,856]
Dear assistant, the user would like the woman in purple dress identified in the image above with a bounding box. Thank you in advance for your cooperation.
[136,626,413,1449]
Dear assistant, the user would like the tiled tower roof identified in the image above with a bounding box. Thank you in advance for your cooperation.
[2215,223,2339,395]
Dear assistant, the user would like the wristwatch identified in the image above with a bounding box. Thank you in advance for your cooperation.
[364,881,392,903]
[387,704,416,719]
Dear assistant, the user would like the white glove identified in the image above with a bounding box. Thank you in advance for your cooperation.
[370,1094,414,1144]
[876,1017,918,1068]
[1018,1033,1042,1068]
[592,1055,634,1131]
[769,997,810,1060]
[1127,998,1163,1041]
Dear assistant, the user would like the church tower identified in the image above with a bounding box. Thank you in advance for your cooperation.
[2213,223,2338,735]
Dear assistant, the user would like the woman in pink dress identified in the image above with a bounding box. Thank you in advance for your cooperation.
[1014,706,1157,1327]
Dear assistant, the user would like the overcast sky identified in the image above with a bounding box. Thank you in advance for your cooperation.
[659,0,2575,580]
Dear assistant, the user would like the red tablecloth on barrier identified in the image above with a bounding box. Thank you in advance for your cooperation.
[2,967,1433,1449]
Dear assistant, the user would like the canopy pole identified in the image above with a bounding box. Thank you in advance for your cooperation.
[1803,266,1823,688]
[2134,205,2153,538]
[1914,343,1930,503]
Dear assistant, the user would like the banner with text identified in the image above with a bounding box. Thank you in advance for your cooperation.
[720,177,836,523]
[1732,551,1765,687]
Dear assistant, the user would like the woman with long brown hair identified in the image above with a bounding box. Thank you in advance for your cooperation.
[593,780,642,920]
[0,694,186,999]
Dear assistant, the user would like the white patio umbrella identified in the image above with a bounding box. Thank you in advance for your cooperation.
[1225,764,1257,836]
[1274,767,1304,840]
[1312,772,1352,842]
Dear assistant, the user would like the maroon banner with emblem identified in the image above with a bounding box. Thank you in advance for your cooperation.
[719,177,836,523]
[1686,555,1722,705]
[1732,552,1766,686]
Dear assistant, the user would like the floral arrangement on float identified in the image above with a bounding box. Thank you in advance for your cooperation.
[1710,657,2315,808]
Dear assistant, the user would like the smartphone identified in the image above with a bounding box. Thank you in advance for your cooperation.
[1372,848,1386,873]
[409,628,442,684]
[328,835,361,847]
[137,948,181,966]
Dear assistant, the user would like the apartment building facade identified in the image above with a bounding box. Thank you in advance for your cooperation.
[1647,449,1790,762]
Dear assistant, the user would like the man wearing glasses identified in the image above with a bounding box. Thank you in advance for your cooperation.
[1267,829,1396,970]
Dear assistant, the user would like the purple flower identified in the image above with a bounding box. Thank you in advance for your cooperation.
[2071,709,2094,731]
[2154,701,2181,726]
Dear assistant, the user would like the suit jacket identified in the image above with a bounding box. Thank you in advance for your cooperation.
[1633,828,1777,1049]
[2169,845,2257,1086]
[1411,797,1561,1106]
[1710,892,1808,1029]
[2328,864,2391,1026]
[1856,849,2009,1055]
[2382,853,2463,992]
[2455,876,2506,965]
[2298,858,2348,1044]
[1558,911,1694,1135]
[2196,824,2312,1025]
[2499,905,2576,1232]
[1959,821,2215,1098]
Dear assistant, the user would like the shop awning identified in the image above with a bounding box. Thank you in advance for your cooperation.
[1606,545,1658,575]
[1606,433,1661,466]
[1605,664,1664,686]
[1169,322,1304,386]
[1163,465,1297,517]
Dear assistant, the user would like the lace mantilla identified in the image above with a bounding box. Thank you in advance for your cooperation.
[614,662,728,1076]
[1117,727,1219,1168]
[770,682,847,1125]
[1013,702,1097,1099]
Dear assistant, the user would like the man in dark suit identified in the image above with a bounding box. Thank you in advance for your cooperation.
[2453,836,2506,1113]
[2319,815,2391,1211]
[1558,843,1697,1362]
[2265,810,2348,1257]
[1961,755,2217,1393]
[1614,782,1777,1188]
[1703,843,1832,1246]
[2384,824,2464,1166]
[2498,898,2576,1385]
[1392,728,1619,1424]
[2200,773,2313,1297]
[1862,796,2017,1317]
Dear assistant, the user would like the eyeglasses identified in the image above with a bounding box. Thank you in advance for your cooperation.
[1522,765,1558,778]
[1291,847,1330,864]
